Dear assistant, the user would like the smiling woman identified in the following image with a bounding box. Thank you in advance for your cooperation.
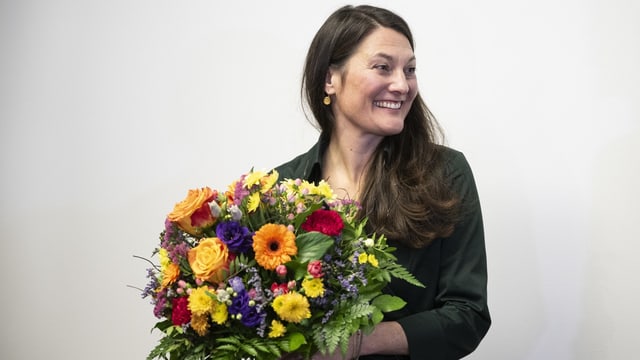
[324,27,418,138]
[275,4,491,359]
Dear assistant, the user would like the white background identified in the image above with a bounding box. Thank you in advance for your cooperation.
[1,0,639,359]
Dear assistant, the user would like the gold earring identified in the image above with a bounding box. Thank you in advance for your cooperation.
[323,96,331,105]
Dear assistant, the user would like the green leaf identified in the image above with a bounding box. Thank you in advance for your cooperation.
[370,307,384,325]
[372,294,407,312]
[383,262,426,288]
[288,332,307,351]
[295,232,334,263]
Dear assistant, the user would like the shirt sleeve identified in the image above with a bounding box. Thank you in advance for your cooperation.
[396,151,491,359]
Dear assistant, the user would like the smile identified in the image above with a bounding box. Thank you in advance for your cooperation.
[374,100,402,110]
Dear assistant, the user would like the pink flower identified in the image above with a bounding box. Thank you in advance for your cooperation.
[271,282,288,296]
[276,265,288,277]
[307,260,324,278]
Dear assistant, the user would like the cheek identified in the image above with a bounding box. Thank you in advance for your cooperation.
[408,81,419,100]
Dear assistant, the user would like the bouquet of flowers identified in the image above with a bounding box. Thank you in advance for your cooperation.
[140,169,424,360]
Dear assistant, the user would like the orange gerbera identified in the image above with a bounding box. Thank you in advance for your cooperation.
[252,224,297,270]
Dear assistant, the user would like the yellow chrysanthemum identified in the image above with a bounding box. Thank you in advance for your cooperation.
[211,301,228,325]
[299,180,315,195]
[244,170,267,188]
[261,170,279,193]
[368,254,379,267]
[272,292,311,323]
[253,224,297,270]
[301,278,325,298]
[358,253,368,264]
[268,319,287,338]
[247,192,261,213]
[312,180,335,199]
[188,286,215,315]
[191,312,210,336]
[160,262,180,288]
[158,248,171,270]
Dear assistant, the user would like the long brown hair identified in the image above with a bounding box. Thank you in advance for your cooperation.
[302,5,460,247]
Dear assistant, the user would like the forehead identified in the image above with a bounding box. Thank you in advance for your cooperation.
[354,27,414,60]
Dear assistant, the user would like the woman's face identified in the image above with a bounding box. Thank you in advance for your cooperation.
[325,27,418,139]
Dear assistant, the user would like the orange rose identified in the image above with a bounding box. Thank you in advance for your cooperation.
[188,237,229,283]
[168,187,218,236]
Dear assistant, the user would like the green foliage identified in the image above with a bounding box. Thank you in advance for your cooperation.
[148,328,293,360]
[372,294,406,312]
[295,232,334,263]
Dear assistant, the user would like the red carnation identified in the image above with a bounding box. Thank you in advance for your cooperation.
[271,282,289,296]
[171,297,191,326]
[301,209,344,236]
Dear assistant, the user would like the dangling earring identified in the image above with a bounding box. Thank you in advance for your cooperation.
[323,95,331,106]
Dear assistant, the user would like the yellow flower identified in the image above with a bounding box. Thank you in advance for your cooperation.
[244,170,267,188]
[301,278,324,298]
[188,287,215,315]
[188,237,229,283]
[160,262,180,288]
[272,292,311,323]
[312,180,335,199]
[368,254,379,267]
[253,224,297,270]
[358,253,368,265]
[268,319,287,338]
[299,180,315,195]
[247,192,261,213]
[211,301,228,325]
[261,170,279,193]
[191,312,210,336]
[158,248,170,270]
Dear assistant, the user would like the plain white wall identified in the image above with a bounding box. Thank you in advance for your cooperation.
[1,0,639,359]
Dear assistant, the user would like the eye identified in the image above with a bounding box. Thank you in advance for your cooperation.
[373,64,390,72]
[405,66,417,77]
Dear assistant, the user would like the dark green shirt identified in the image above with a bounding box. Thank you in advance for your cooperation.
[274,140,491,360]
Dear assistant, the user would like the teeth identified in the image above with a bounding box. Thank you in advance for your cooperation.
[374,101,402,109]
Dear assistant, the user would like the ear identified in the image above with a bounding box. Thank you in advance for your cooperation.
[324,68,338,95]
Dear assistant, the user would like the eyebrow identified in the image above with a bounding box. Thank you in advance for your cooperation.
[371,52,416,63]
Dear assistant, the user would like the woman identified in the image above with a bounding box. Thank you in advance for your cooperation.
[275,5,490,360]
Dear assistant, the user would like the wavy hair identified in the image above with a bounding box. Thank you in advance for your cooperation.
[302,5,460,247]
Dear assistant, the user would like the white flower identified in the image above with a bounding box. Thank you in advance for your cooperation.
[210,201,222,217]
[229,204,243,221]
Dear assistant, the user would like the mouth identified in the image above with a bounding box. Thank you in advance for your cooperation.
[374,100,403,110]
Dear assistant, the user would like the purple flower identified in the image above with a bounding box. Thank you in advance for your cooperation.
[168,242,190,264]
[241,305,264,328]
[233,175,250,205]
[228,276,245,293]
[153,289,168,318]
[142,268,159,299]
[216,221,253,253]
[229,290,263,328]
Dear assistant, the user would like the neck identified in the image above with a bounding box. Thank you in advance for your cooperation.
[322,132,383,199]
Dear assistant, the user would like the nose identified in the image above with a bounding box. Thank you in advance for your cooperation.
[389,70,410,94]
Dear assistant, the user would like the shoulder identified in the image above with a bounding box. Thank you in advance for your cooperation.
[436,145,471,177]
[436,145,479,199]
[273,140,323,181]
[274,152,311,180]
